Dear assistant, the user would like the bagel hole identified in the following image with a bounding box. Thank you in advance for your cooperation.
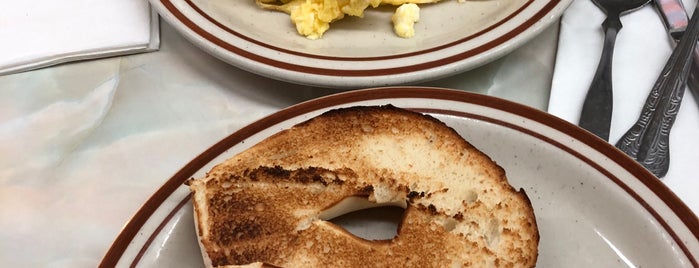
[328,206,405,241]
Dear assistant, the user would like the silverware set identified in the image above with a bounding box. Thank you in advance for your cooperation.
[579,0,699,178]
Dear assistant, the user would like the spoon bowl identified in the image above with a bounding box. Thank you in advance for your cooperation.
[592,0,652,14]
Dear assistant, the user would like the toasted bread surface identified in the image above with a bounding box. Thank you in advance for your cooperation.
[188,105,539,267]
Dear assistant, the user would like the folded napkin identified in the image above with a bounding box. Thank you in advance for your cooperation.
[550,0,699,214]
[0,0,160,75]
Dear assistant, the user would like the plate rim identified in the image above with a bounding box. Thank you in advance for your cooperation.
[149,0,572,87]
[99,87,699,267]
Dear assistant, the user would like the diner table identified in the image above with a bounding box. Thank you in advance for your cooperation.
[1,1,697,266]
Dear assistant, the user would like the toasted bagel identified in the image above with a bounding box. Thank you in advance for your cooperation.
[187,105,539,267]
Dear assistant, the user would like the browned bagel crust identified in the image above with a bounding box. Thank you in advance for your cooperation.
[188,105,539,267]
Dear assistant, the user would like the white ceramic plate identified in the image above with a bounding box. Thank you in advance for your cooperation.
[100,87,699,267]
[148,0,571,88]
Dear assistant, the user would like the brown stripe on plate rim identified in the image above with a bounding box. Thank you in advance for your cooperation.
[130,195,193,268]
[100,87,699,267]
[159,0,561,76]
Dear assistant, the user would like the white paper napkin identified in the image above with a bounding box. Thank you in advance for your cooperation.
[549,0,699,214]
[0,0,160,75]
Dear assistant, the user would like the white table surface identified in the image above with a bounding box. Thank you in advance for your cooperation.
[2,15,690,267]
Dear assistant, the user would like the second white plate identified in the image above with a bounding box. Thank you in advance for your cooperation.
[101,87,698,267]
[149,0,571,88]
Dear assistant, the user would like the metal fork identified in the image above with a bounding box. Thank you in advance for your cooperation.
[615,3,699,178]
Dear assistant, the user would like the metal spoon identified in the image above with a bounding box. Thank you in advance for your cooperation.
[578,0,652,141]
[615,2,699,178]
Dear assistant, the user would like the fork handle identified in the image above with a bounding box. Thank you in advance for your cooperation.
[579,15,623,141]
[615,4,699,178]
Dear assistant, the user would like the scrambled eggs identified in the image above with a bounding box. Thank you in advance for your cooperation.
[392,3,419,38]
[256,0,438,39]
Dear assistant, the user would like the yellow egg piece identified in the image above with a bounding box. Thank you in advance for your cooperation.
[392,3,420,38]
[289,0,344,39]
